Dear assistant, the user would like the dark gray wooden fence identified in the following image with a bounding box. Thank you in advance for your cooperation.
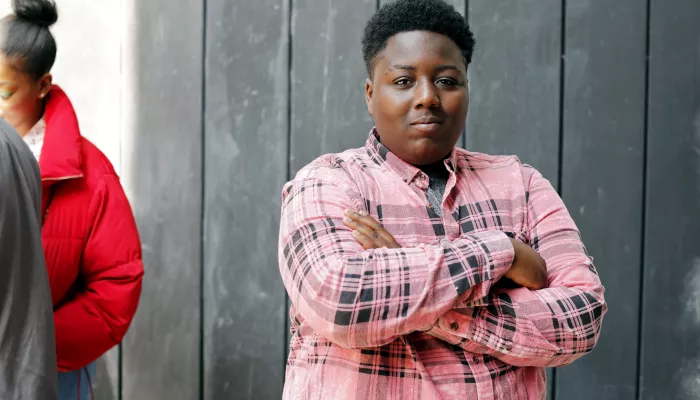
[107,0,700,399]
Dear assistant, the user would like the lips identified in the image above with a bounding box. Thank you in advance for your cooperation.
[410,116,443,133]
[410,116,442,125]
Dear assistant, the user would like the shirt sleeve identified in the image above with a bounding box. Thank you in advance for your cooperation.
[425,165,606,367]
[279,175,515,349]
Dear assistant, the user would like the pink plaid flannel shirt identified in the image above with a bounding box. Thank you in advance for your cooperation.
[279,130,606,400]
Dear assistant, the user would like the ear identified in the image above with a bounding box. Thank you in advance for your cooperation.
[364,77,374,117]
[37,73,53,99]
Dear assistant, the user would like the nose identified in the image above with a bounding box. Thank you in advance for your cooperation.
[413,79,440,110]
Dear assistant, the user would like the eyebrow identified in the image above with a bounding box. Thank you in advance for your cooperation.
[435,64,460,72]
[390,64,461,72]
[392,64,415,70]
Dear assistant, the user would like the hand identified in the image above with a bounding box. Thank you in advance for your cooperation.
[343,209,400,249]
[505,238,548,290]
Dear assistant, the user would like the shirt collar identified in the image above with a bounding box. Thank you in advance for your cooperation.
[365,127,459,183]
[39,85,83,181]
[22,118,46,160]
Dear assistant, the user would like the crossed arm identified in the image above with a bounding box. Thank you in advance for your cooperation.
[279,166,606,366]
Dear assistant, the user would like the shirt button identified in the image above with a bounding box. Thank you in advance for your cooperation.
[450,322,459,331]
[472,356,480,364]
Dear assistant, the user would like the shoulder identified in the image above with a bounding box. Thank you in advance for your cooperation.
[456,148,553,190]
[292,146,369,183]
[57,138,127,211]
[455,147,521,170]
[282,146,370,206]
[79,138,119,186]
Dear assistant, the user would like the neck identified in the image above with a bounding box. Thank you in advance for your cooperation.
[17,121,36,137]
[17,104,45,137]
[418,159,449,176]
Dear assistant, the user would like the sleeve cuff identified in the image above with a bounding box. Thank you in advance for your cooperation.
[427,308,509,354]
[425,309,478,348]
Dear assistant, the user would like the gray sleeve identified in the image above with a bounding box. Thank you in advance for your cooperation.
[0,121,57,400]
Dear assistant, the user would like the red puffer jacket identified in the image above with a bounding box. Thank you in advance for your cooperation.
[39,86,144,372]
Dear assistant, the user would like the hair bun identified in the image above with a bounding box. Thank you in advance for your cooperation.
[12,0,58,28]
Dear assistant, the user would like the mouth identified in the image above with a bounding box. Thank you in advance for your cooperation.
[410,117,443,133]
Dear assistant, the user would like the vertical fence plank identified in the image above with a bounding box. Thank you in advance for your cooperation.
[120,0,204,399]
[466,0,562,183]
[466,2,561,397]
[443,0,468,148]
[640,0,700,399]
[379,0,464,11]
[449,1,467,17]
[556,1,647,399]
[289,0,376,175]
[203,0,289,398]
[93,348,119,400]
[288,0,376,370]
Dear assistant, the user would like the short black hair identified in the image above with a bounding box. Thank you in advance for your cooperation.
[1,0,58,80]
[361,0,475,78]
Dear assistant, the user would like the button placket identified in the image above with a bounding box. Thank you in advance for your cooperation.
[417,173,429,190]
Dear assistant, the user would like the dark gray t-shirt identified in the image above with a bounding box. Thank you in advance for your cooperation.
[421,163,450,216]
[0,120,57,399]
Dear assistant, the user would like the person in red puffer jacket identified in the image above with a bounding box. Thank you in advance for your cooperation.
[0,1,144,399]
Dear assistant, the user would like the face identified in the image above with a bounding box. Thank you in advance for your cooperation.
[365,30,469,166]
[0,53,51,136]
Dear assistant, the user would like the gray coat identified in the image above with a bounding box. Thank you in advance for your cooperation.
[0,119,57,399]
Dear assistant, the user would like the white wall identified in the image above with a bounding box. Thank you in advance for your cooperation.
[0,1,122,172]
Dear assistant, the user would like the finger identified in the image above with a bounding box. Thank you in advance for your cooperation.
[350,218,381,243]
[344,210,400,248]
[343,215,358,230]
[343,215,382,240]
[344,215,382,249]
[343,212,377,237]
[346,215,382,239]
[356,214,382,231]
[368,230,393,249]
[510,273,546,291]
[344,209,381,230]
[371,226,399,248]
[380,231,400,248]
[351,229,378,250]
[523,281,542,291]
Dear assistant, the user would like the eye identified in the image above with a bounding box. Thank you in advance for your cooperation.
[393,78,413,86]
[436,78,458,87]
[0,92,12,100]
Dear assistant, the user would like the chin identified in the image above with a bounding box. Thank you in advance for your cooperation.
[403,148,446,166]
[403,141,451,165]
